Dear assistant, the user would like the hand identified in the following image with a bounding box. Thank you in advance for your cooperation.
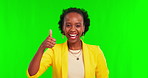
[40,29,56,49]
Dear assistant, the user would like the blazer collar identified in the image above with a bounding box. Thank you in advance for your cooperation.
[82,41,91,78]
[61,40,90,78]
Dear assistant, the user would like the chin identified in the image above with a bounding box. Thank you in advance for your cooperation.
[68,38,80,44]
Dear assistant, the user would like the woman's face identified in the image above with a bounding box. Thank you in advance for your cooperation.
[63,12,85,44]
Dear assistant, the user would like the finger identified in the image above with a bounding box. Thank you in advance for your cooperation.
[46,37,56,42]
[46,40,56,45]
[45,42,55,48]
[49,29,52,37]
[51,38,56,42]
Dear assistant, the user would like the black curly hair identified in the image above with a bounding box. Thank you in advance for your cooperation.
[58,7,90,35]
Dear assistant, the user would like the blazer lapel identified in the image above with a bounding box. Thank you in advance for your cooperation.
[61,41,68,78]
[82,41,91,78]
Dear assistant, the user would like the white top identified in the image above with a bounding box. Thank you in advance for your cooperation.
[68,49,84,78]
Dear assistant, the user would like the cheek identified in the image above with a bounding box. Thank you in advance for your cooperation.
[63,27,70,34]
[80,26,85,32]
[78,27,84,35]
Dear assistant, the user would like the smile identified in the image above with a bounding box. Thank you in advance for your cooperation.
[69,34,78,39]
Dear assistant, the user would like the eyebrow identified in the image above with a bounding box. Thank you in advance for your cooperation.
[76,23,81,24]
[65,22,71,24]
[65,22,82,24]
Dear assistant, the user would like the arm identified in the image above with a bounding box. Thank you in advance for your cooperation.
[28,46,45,76]
[95,46,109,78]
[27,30,56,77]
[27,48,54,77]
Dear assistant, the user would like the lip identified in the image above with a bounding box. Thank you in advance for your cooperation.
[68,34,78,40]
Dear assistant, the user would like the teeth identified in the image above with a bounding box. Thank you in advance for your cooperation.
[69,34,77,36]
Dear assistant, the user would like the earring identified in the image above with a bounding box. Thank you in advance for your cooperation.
[62,33,65,39]
[62,35,65,38]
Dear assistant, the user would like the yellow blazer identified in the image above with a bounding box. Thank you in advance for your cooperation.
[27,41,109,78]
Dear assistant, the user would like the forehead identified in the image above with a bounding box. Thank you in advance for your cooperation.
[64,12,83,22]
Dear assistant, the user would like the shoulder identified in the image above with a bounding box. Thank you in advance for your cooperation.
[85,43,98,49]
[54,43,63,48]
[85,43,100,51]
[45,43,65,51]
[84,43,103,55]
[53,42,66,49]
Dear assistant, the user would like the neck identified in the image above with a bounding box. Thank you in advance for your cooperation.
[68,40,82,50]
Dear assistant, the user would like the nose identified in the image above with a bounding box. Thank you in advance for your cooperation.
[70,25,76,32]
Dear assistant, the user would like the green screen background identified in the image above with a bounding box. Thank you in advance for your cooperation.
[0,0,148,78]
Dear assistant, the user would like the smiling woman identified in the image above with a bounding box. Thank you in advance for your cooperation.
[27,8,109,78]
[63,12,84,47]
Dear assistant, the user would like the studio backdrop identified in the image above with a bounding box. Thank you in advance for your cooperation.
[0,0,148,78]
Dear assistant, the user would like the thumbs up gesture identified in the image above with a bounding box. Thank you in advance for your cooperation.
[40,29,56,49]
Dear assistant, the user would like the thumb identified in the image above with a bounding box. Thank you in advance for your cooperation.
[49,29,52,37]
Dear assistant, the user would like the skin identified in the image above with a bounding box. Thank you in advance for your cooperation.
[28,12,85,76]
[63,12,85,50]
[28,30,56,76]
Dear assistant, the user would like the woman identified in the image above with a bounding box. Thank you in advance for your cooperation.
[27,8,109,78]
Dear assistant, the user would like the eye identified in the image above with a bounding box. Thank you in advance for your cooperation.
[66,24,71,27]
[76,25,81,27]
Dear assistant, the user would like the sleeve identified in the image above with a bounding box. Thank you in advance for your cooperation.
[27,48,54,78]
[95,46,109,78]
